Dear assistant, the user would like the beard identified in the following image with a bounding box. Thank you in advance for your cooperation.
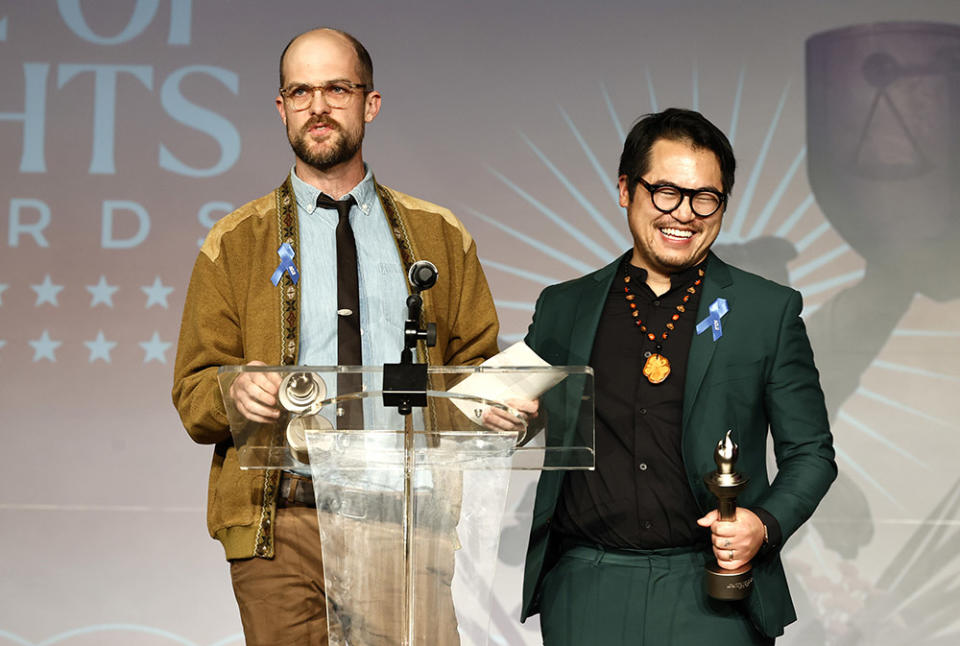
[288,116,364,172]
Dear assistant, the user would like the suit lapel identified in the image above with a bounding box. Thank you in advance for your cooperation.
[565,256,621,365]
[683,253,734,430]
[554,256,620,448]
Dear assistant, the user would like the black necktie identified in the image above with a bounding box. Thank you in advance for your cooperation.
[316,192,363,429]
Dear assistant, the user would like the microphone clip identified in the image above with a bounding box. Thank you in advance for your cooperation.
[383,260,439,415]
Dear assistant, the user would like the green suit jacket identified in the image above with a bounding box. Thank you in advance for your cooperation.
[520,252,836,638]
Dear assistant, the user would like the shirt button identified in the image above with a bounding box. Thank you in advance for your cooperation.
[643,520,653,529]
[653,300,661,306]
[639,462,648,471]
[639,408,646,415]
[643,351,651,358]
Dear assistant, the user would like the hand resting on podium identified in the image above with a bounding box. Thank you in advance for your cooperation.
[481,398,540,434]
[229,360,283,423]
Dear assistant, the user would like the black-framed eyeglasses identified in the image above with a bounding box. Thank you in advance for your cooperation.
[279,81,368,110]
[637,177,726,217]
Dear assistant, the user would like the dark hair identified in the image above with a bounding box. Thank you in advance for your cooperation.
[279,28,374,90]
[618,108,736,198]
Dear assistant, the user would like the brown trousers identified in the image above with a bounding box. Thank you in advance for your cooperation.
[229,504,460,646]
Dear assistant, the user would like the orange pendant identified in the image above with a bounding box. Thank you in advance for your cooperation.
[643,353,671,384]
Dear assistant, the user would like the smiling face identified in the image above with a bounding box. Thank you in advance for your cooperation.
[275,30,380,177]
[621,138,724,288]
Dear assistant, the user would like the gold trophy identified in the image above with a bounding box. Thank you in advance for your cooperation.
[703,431,753,600]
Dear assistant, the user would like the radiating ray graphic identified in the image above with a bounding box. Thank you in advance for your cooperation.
[479,258,557,286]
[747,146,807,238]
[519,132,629,249]
[600,82,626,142]
[645,67,658,112]
[728,81,791,240]
[857,386,957,429]
[558,107,620,204]
[836,410,927,467]
[728,65,746,147]
[486,166,614,261]
[775,193,816,237]
[794,269,864,298]
[789,244,852,282]
[0,630,30,646]
[872,360,960,384]
[495,300,535,313]
[794,220,831,254]
[834,444,901,508]
[692,61,699,111]
[880,477,960,611]
[464,206,594,274]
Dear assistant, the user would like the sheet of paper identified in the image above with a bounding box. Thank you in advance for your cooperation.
[447,341,564,425]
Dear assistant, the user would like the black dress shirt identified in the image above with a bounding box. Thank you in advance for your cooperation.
[553,256,709,549]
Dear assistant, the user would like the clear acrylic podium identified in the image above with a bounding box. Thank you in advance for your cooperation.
[218,364,594,646]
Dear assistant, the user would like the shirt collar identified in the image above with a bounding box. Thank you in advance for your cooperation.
[621,254,709,290]
[289,164,377,217]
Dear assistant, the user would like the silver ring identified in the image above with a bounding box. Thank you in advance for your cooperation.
[728,549,735,561]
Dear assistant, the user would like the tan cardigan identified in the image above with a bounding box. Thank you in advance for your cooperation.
[172,177,500,560]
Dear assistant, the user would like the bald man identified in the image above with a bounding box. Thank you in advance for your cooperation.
[173,28,499,645]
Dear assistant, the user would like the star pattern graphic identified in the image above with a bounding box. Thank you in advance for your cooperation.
[140,331,172,363]
[142,276,174,309]
[29,330,62,362]
[86,276,119,308]
[0,283,8,305]
[31,274,63,306]
[84,330,118,362]
[11,273,185,365]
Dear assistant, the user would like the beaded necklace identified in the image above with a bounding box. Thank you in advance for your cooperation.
[623,267,704,384]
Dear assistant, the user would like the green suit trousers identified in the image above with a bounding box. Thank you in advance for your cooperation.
[539,543,774,646]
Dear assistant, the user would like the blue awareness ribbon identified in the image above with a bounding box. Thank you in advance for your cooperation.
[696,297,729,341]
[271,242,300,286]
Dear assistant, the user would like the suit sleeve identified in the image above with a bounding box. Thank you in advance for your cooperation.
[757,289,837,543]
[523,289,546,353]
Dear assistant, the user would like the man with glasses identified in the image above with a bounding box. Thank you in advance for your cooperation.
[520,108,835,644]
[172,27,498,645]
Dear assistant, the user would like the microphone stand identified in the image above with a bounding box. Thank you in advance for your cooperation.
[381,264,438,646]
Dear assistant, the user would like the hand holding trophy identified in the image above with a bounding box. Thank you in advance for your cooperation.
[703,431,754,600]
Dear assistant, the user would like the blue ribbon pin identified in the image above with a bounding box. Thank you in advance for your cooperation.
[271,242,300,286]
[696,297,729,341]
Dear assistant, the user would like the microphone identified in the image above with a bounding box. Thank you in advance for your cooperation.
[407,260,438,291]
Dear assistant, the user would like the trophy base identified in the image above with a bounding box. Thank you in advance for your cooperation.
[705,562,753,600]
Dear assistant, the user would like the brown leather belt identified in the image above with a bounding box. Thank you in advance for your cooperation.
[278,472,316,507]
